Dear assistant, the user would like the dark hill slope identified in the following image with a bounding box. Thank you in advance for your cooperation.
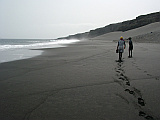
[58,12,160,40]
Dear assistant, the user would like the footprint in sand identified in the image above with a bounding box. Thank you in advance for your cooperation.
[147,74,152,77]
[120,73,124,76]
[125,89,134,95]
[145,116,154,120]
[138,98,145,106]
[116,70,121,73]
[126,81,130,86]
[139,111,146,116]
[139,111,154,120]
[119,76,125,81]
[144,71,153,77]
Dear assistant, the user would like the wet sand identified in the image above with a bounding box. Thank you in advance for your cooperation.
[0,23,160,120]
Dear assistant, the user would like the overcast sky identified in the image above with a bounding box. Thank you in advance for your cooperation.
[0,0,159,39]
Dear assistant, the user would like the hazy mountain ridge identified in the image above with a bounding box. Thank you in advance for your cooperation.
[57,12,160,40]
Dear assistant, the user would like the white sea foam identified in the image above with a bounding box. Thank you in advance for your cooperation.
[0,39,80,63]
[0,39,80,51]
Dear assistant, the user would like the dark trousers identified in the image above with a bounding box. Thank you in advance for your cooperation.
[129,49,132,57]
[119,52,122,61]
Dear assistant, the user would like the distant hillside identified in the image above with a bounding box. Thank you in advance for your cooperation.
[57,12,160,40]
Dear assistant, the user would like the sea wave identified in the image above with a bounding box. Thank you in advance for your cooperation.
[0,39,80,51]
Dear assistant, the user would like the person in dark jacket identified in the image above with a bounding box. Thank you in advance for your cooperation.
[128,37,133,58]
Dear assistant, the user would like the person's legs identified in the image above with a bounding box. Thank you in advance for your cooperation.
[129,49,131,57]
[121,52,122,60]
[131,50,132,57]
[119,52,122,61]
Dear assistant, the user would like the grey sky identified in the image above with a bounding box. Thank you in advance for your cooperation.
[0,0,159,39]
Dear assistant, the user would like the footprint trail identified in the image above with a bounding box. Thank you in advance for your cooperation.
[114,61,156,120]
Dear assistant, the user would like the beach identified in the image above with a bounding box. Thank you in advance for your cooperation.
[0,23,160,120]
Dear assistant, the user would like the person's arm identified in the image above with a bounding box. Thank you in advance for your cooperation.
[117,41,119,49]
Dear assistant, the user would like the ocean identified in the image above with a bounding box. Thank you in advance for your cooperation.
[0,39,79,63]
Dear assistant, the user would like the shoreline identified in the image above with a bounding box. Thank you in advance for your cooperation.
[0,48,43,64]
[0,39,80,64]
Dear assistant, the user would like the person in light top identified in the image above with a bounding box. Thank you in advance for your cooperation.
[117,36,126,61]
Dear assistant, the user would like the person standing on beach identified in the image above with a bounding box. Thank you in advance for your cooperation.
[128,37,133,58]
[117,36,126,61]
